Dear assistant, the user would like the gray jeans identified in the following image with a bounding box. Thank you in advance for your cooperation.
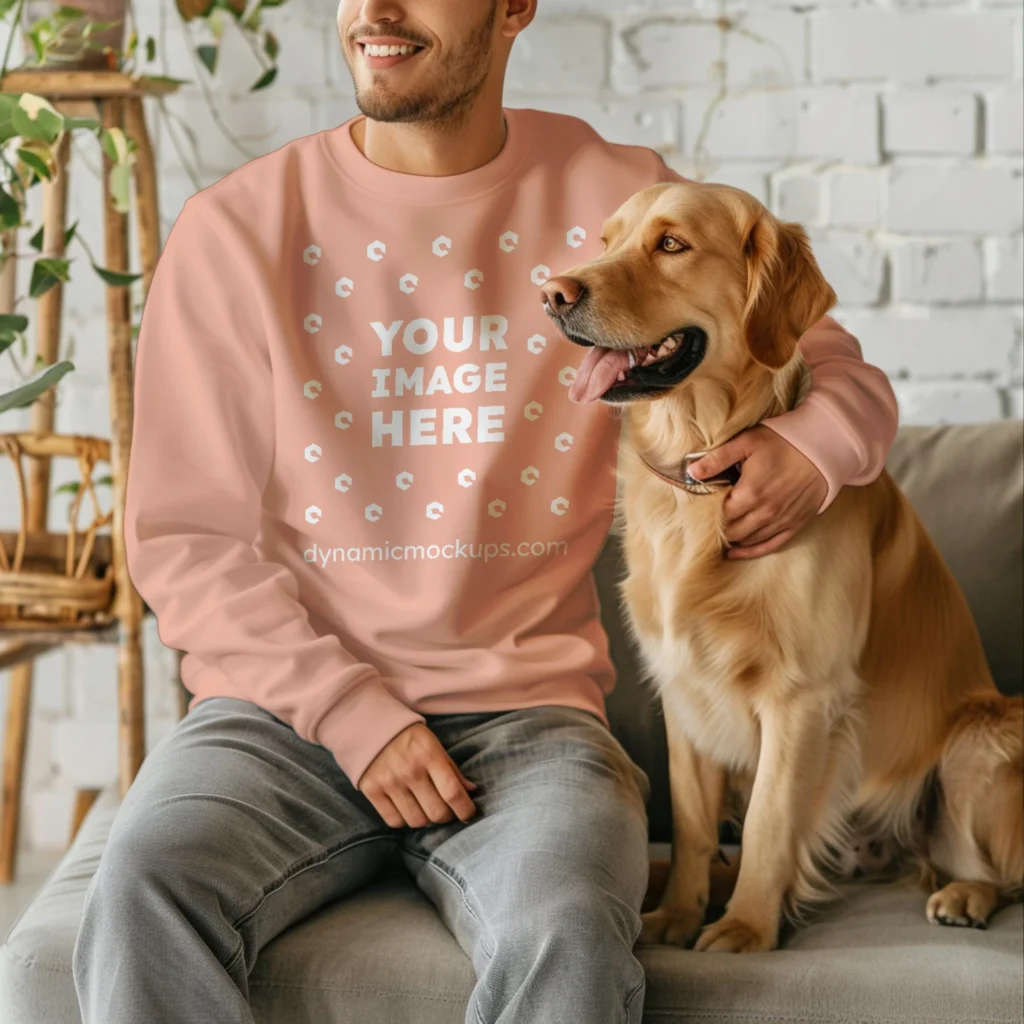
[72,697,651,1024]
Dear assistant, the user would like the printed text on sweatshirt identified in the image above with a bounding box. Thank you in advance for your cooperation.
[124,107,898,784]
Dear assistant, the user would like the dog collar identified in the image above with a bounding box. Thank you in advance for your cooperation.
[637,448,741,495]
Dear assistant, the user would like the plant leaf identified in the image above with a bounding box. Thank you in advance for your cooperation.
[16,143,54,182]
[0,94,21,142]
[251,66,276,91]
[12,94,65,144]
[29,220,78,252]
[197,44,218,75]
[0,314,29,333]
[99,126,132,165]
[0,188,21,230]
[55,471,112,497]
[16,93,60,120]
[26,27,45,65]
[108,163,131,214]
[92,262,141,287]
[29,257,71,298]
[0,360,75,414]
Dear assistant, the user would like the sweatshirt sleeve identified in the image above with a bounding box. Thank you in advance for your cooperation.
[762,316,900,512]
[646,154,899,513]
[124,194,424,786]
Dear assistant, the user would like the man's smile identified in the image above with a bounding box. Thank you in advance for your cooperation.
[356,37,427,69]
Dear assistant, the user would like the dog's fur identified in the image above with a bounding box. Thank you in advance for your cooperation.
[546,181,1024,952]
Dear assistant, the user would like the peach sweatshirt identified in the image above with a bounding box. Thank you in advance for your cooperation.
[125,107,898,785]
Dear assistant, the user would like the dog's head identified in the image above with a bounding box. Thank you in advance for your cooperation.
[541,181,837,404]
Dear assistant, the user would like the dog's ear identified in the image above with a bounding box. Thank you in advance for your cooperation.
[740,212,837,370]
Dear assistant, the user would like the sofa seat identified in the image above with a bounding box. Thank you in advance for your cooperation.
[4,423,1023,1023]
[3,785,1021,1024]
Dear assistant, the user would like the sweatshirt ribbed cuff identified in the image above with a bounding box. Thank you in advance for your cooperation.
[762,399,865,514]
[314,676,426,787]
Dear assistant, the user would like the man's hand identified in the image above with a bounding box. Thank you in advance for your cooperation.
[687,425,827,560]
[359,723,478,829]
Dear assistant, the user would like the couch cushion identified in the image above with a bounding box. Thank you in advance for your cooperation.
[3,785,1021,1024]
[886,422,1023,697]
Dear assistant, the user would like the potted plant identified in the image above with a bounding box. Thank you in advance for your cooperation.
[18,0,127,70]
[0,0,292,434]
[17,1,287,82]
[0,0,293,627]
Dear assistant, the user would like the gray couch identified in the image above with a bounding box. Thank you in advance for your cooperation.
[3,422,1022,1024]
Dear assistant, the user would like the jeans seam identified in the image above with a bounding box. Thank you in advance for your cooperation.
[624,974,645,1023]
[223,938,246,975]
[404,847,497,960]
[232,831,393,932]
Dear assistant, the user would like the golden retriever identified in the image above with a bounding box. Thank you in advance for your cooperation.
[540,180,1024,953]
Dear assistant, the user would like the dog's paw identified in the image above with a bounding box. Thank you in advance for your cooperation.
[638,907,704,947]
[694,914,777,953]
[926,882,998,929]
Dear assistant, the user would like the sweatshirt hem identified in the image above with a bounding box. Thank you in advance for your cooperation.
[406,676,610,726]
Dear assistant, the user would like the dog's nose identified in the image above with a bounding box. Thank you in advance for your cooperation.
[540,276,583,314]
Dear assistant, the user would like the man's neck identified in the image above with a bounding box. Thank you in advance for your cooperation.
[349,101,508,178]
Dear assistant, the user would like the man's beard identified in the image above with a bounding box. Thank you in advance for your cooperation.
[349,4,497,127]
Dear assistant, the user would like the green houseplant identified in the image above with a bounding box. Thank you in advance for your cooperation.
[0,0,289,427]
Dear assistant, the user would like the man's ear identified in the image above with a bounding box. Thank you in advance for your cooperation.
[741,212,837,370]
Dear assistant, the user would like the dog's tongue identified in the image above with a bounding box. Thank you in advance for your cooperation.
[569,346,631,403]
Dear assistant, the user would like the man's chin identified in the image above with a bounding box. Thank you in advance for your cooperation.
[354,92,434,124]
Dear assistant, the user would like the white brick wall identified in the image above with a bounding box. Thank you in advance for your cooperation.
[1,0,1021,852]
[891,240,985,304]
[888,164,1022,234]
[810,11,1017,82]
[883,91,977,156]
[987,86,1024,154]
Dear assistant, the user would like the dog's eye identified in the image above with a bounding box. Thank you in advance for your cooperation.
[660,236,691,253]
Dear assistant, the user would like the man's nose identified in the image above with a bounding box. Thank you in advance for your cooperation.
[540,276,584,314]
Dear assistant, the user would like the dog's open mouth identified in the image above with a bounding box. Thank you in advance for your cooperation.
[565,328,707,404]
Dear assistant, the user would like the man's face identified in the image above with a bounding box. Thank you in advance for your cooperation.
[337,1,501,124]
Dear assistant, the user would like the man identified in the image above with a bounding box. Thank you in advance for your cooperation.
[73,2,898,1022]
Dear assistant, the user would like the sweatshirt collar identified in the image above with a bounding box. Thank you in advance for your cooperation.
[319,106,530,205]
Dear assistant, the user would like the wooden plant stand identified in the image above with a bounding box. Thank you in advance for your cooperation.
[0,70,178,883]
